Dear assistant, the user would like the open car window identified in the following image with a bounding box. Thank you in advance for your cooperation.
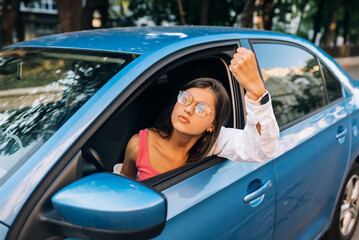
[82,50,236,187]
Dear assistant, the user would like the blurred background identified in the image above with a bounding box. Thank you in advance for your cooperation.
[0,0,359,58]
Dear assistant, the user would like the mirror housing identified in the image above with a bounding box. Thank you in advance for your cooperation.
[50,173,167,239]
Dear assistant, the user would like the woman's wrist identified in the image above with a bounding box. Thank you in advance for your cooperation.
[246,88,267,101]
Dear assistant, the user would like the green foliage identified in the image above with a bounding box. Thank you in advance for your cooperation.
[123,0,245,26]
[109,0,359,47]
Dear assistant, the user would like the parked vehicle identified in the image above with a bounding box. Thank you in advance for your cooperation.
[0,26,358,240]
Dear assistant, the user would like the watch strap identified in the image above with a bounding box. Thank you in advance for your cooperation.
[260,93,270,105]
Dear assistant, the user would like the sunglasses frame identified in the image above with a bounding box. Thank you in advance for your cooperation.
[177,91,214,118]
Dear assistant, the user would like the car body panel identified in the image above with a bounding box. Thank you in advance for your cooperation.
[274,99,350,239]
[8,27,275,54]
[0,223,8,239]
[156,160,275,239]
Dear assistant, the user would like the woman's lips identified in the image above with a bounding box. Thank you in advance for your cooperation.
[178,115,190,124]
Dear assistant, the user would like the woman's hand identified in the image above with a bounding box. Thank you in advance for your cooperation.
[229,47,266,101]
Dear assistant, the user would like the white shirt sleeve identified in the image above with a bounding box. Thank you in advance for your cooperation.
[207,91,279,163]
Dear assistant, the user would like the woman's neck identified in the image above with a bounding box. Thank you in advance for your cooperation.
[166,129,202,157]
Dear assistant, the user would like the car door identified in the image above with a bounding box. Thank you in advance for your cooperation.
[251,41,350,239]
[150,46,276,240]
[153,160,275,240]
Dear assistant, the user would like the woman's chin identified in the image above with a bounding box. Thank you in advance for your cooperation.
[172,124,205,137]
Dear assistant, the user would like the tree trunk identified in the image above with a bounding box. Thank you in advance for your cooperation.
[312,0,324,43]
[56,0,82,32]
[1,0,21,47]
[200,0,209,25]
[82,0,96,30]
[99,0,109,28]
[342,8,349,45]
[261,0,275,30]
[295,0,309,35]
[324,0,342,47]
[177,0,186,25]
[241,0,256,28]
[16,0,24,42]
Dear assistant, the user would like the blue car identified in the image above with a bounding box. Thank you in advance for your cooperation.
[0,26,358,240]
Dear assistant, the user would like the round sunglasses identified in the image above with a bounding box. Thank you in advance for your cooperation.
[177,91,213,118]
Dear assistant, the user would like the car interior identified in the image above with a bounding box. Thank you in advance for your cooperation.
[81,50,237,188]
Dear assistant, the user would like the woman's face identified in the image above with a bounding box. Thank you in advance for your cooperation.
[171,87,216,136]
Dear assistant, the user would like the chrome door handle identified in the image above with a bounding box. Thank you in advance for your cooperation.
[244,180,272,204]
[336,127,347,144]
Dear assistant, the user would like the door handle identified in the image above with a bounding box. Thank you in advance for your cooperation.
[336,127,347,144]
[244,180,272,204]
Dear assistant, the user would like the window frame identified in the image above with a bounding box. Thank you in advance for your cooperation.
[318,60,345,105]
[249,39,346,131]
[122,46,240,189]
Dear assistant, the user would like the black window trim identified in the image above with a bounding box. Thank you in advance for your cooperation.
[248,39,346,131]
[318,59,345,103]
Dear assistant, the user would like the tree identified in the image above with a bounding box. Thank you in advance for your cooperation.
[257,0,275,30]
[200,0,209,25]
[324,0,342,47]
[98,0,110,28]
[311,0,324,43]
[241,0,255,28]
[56,0,83,32]
[1,0,21,47]
[295,0,309,36]
[82,0,96,30]
[177,0,186,25]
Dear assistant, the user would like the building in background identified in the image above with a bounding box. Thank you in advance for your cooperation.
[19,0,60,41]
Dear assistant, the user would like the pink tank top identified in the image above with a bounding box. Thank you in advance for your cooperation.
[136,129,162,181]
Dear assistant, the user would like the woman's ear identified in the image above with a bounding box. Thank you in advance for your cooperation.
[206,124,215,133]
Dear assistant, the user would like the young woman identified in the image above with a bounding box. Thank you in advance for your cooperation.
[117,47,280,181]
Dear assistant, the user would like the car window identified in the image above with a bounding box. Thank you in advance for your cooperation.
[321,63,343,103]
[252,43,326,126]
[0,48,136,184]
[84,54,234,183]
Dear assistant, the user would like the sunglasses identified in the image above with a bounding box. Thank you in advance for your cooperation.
[177,91,214,118]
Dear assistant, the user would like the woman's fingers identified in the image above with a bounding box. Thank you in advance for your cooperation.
[229,47,266,101]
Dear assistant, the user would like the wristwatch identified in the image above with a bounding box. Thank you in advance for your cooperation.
[260,92,269,105]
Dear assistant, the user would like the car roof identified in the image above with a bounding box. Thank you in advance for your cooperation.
[9,26,288,54]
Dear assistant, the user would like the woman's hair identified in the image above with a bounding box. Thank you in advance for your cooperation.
[153,77,231,162]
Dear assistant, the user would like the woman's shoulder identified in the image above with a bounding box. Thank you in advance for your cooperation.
[125,133,140,162]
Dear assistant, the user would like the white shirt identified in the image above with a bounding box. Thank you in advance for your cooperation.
[208,92,279,163]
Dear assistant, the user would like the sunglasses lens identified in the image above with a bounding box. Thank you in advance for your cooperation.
[177,91,193,106]
[195,102,212,118]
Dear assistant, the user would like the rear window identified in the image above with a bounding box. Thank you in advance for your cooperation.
[252,43,326,127]
[0,48,136,184]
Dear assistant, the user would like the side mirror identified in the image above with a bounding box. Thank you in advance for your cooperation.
[49,173,167,239]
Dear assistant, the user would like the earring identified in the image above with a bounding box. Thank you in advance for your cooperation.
[207,129,212,133]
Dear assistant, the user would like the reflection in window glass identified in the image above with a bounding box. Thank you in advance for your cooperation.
[253,43,326,126]
[0,48,136,184]
[321,63,342,103]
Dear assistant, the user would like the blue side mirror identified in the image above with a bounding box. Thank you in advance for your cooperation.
[51,173,167,238]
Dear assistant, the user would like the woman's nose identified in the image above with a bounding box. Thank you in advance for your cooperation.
[185,103,195,116]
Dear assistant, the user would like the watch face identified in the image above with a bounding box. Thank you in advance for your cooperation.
[260,93,269,105]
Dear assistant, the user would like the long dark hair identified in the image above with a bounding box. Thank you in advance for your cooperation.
[153,77,231,162]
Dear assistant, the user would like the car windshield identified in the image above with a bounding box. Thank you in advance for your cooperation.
[0,48,136,184]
